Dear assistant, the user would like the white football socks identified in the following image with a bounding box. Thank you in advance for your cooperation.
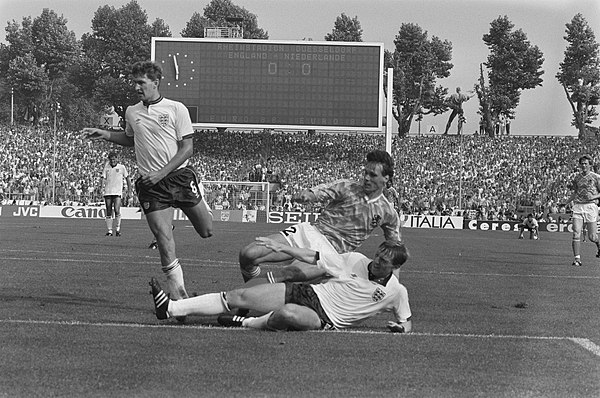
[169,293,228,317]
[162,259,187,299]
[242,312,273,329]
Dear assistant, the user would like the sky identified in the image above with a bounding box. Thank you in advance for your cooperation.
[1,0,599,136]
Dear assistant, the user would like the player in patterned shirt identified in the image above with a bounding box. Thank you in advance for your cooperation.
[82,61,213,307]
[102,152,132,237]
[149,239,412,332]
[238,149,402,284]
[566,155,600,266]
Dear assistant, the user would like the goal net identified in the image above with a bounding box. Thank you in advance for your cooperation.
[201,181,271,212]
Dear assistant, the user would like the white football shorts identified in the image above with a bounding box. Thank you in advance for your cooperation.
[279,222,340,259]
[572,202,599,223]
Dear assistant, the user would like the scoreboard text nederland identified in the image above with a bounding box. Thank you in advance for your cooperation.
[152,38,384,131]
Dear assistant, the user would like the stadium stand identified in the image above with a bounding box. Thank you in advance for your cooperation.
[1,124,596,222]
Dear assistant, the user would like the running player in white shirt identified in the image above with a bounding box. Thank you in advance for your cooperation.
[82,61,213,308]
[566,155,600,266]
[238,149,402,284]
[102,152,132,236]
[149,239,411,332]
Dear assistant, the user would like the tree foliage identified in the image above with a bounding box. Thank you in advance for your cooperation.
[556,13,600,138]
[81,0,171,119]
[181,0,268,39]
[151,18,172,38]
[0,10,79,125]
[387,23,452,137]
[325,13,363,42]
[476,16,544,137]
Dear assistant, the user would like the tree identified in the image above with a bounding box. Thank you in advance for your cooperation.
[556,13,600,138]
[81,0,171,119]
[6,53,49,123]
[325,13,362,42]
[0,17,34,74]
[182,0,268,39]
[151,18,172,38]
[476,16,544,137]
[31,9,79,81]
[0,10,79,125]
[387,23,452,137]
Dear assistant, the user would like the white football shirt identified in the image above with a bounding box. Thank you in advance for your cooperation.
[311,252,411,329]
[103,163,128,196]
[125,97,194,175]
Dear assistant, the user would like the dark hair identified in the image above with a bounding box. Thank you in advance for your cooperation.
[366,149,394,182]
[131,61,163,82]
[579,154,592,164]
[108,152,117,159]
[377,240,409,268]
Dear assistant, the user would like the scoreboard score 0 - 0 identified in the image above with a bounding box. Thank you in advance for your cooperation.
[152,38,384,131]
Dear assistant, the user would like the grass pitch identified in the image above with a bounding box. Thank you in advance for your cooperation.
[1,217,599,397]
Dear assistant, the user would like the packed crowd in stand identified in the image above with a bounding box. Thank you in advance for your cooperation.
[1,124,597,221]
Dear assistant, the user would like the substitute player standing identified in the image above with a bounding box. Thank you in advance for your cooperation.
[102,152,132,236]
[82,61,213,305]
[566,155,600,266]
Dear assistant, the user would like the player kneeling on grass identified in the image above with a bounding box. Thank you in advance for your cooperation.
[150,239,412,332]
[518,213,539,240]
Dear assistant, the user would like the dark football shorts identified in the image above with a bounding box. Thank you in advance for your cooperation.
[284,282,335,330]
[136,166,203,214]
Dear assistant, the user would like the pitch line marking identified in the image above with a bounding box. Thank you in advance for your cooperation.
[1,319,599,357]
[2,254,600,279]
[568,338,600,357]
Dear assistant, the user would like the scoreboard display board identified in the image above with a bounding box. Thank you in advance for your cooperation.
[151,38,384,131]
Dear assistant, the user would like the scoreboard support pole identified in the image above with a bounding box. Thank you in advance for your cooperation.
[385,67,394,154]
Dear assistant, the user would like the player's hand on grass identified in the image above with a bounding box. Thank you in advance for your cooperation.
[387,321,406,333]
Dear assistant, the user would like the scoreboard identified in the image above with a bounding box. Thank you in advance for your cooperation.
[151,38,384,131]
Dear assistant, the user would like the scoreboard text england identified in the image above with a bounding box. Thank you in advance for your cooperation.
[152,38,384,131]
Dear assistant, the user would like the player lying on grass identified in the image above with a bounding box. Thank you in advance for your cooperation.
[150,239,412,332]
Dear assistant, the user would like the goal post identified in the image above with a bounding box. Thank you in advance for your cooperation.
[201,181,271,212]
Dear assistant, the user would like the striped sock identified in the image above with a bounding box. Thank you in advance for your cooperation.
[241,266,261,282]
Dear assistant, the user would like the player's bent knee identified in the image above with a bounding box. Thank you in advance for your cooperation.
[226,289,247,308]
[271,305,321,331]
[239,244,261,267]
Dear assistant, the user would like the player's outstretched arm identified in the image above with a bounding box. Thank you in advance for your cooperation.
[81,128,134,147]
[255,236,318,264]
